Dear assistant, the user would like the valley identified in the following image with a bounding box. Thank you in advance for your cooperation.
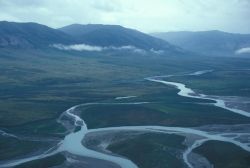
[1,50,250,167]
[0,21,250,168]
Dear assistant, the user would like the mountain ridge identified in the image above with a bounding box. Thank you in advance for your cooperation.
[0,21,185,55]
[58,24,181,52]
[151,31,250,56]
[0,21,75,48]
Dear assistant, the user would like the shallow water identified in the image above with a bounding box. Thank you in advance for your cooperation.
[1,70,250,168]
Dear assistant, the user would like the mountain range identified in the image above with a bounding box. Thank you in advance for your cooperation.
[151,31,250,56]
[1,21,250,57]
[59,24,175,51]
[0,21,182,55]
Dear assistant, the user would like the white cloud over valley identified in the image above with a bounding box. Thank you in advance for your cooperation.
[52,44,103,52]
[51,43,164,54]
[235,47,250,54]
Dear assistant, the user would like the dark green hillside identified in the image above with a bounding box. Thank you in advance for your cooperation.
[0,21,75,48]
[59,24,182,52]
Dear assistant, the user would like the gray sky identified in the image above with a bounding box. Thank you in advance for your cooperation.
[0,0,250,33]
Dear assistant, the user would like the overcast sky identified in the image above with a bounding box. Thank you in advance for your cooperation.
[0,0,249,33]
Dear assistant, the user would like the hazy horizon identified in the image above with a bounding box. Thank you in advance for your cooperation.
[1,20,250,35]
[0,0,250,34]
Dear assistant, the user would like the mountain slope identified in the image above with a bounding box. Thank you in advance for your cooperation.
[0,21,75,48]
[0,21,186,55]
[59,24,182,52]
[151,31,250,56]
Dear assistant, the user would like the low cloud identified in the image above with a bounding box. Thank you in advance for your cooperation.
[235,47,250,54]
[150,48,164,54]
[50,44,164,55]
[51,43,163,54]
[51,44,103,51]
[108,45,146,54]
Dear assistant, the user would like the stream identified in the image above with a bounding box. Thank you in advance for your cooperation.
[1,70,250,168]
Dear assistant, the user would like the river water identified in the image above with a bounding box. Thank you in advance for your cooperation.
[1,70,250,168]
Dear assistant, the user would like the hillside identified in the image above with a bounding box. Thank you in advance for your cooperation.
[151,31,250,56]
[0,21,185,54]
[0,21,75,48]
[59,24,182,52]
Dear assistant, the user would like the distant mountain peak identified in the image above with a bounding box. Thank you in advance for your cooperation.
[151,31,250,56]
[58,23,181,52]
